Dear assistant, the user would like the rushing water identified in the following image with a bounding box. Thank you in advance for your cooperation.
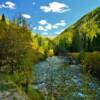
[33,56,100,100]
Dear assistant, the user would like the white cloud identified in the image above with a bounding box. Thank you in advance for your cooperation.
[0,1,16,10]
[45,23,52,30]
[42,32,48,36]
[38,26,47,31]
[52,25,58,29]
[57,20,66,26]
[55,32,60,35]
[32,2,36,5]
[40,2,71,13]
[38,20,52,31]
[38,20,47,25]
[36,19,66,32]
[33,27,37,30]
[22,14,31,19]
[34,19,66,36]
[55,28,65,35]
[38,21,53,31]
[53,20,66,29]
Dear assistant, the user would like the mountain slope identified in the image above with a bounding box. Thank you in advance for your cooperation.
[54,7,100,52]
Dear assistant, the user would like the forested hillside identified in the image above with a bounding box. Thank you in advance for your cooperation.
[32,34,54,59]
[54,7,100,53]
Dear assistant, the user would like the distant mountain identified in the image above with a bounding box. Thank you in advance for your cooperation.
[54,7,100,52]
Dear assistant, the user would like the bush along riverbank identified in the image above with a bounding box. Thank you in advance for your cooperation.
[78,52,100,79]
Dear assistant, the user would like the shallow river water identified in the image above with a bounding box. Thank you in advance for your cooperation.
[33,56,100,100]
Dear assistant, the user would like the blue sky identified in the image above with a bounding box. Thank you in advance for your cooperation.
[0,0,100,36]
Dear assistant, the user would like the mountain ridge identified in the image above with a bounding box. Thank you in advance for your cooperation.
[54,6,100,52]
[56,6,100,38]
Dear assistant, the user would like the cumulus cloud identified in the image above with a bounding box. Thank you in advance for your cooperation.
[0,1,16,10]
[33,19,67,36]
[33,27,37,30]
[38,20,47,25]
[53,20,66,29]
[38,26,47,31]
[40,2,71,13]
[37,19,66,32]
[45,23,52,30]
[22,14,31,19]
[38,20,52,31]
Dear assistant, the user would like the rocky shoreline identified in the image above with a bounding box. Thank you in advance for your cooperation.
[33,56,100,100]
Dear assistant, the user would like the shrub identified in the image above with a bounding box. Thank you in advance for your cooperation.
[47,49,54,57]
[79,52,100,79]
[85,52,100,78]
[27,85,44,100]
[78,51,87,64]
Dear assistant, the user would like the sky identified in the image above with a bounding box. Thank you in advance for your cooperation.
[0,0,100,37]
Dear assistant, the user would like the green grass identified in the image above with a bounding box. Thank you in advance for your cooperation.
[27,85,45,100]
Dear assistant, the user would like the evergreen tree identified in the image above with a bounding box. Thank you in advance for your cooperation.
[1,14,6,22]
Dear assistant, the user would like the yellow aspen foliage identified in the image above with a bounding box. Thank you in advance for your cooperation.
[38,47,45,55]
[48,49,54,57]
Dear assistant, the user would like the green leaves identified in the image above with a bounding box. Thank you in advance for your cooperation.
[54,7,100,52]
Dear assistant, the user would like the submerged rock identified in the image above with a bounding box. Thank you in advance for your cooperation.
[33,56,100,99]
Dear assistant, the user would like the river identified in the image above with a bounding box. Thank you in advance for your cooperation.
[33,56,100,100]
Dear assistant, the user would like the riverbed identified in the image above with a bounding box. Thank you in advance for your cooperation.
[33,56,100,100]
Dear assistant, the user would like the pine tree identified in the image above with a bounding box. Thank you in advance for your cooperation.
[1,14,6,22]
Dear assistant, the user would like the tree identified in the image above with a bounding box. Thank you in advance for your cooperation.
[47,49,54,57]
[1,14,6,22]
[0,15,34,92]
